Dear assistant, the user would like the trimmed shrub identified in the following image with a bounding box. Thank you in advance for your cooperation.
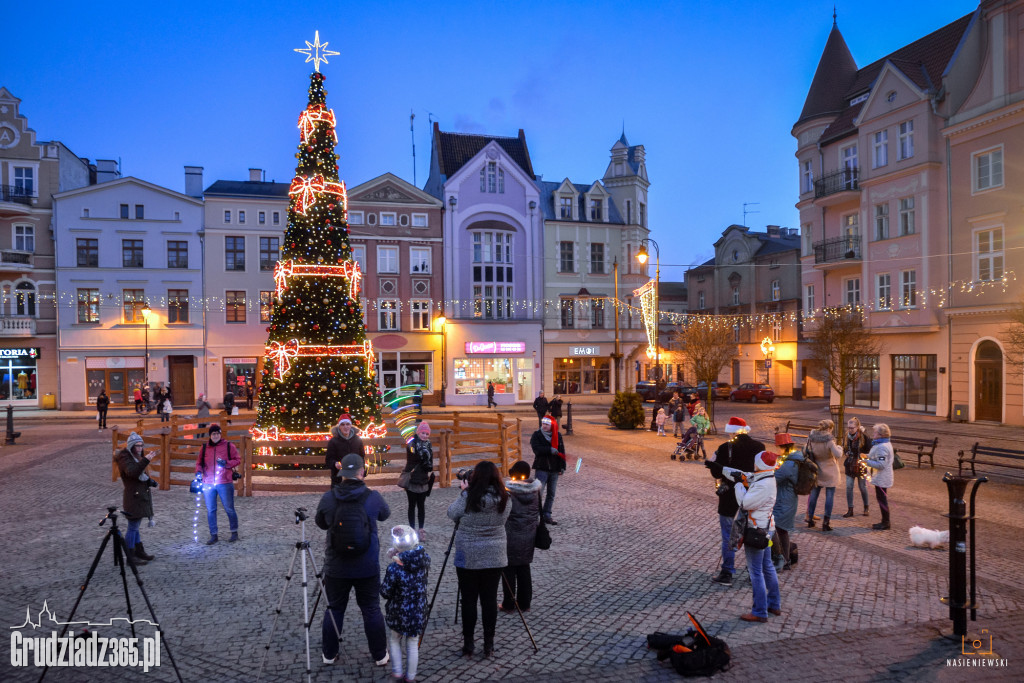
[608,391,645,429]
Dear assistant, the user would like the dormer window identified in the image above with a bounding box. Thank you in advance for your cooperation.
[559,196,572,219]
[589,198,602,221]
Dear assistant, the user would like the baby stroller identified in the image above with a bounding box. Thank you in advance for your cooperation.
[672,427,706,460]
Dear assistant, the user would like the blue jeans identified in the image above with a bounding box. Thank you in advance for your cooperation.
[718,515,735,574]
[807,486,835,519]
[744,545,780,618]
[535,470,559,518]
[125,518,142,549]
[846,475,869,509]
[159,412,170,422]
[322,574,387,662]
[202,483,238,535]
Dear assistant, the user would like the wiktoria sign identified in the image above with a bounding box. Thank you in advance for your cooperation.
[464,341,527,355]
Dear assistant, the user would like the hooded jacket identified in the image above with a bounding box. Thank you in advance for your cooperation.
[706,433,763,517]
[447,487,511,570]
[195,437,241,485]
[807,430,842,488]
[315,479,390,578]
[505,478,542,566]
[772,451,804,531]
[116,447,153,520]
[325,424,365,485]
[735,470,777,536]
[379,545,431,636]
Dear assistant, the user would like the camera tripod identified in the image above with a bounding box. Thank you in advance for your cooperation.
[38,507,182,683]
[256,508,341,683]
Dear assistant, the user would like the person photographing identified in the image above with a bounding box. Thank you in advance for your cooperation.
[115,432,158,566]
[194,424,241,545]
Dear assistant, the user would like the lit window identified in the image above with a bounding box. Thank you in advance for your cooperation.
[226,291,246,323]
[77,288,100,323]
[379,300,399,330]
[771,280,781,301]
[168,289,189,323]
[876,274,892,310]
[410,300,432,330]
[900,270,917,308]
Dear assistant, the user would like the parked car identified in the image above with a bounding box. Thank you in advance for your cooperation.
[729,383,775,403]
[696,381,731,401]
[634,381,697,403]
[635,381,659,402]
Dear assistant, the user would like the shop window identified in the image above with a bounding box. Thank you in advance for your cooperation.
[454,357,513,395]
[0,349,39,401]
[844,354,879,408]
[892,354,936,413]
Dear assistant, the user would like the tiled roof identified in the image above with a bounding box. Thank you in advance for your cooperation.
[753,237,801,257]
[204,180,290,198]
[535,180,625,224]
[434,127,534,179]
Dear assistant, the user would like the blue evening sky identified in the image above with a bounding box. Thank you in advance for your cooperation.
[4,0,973,281]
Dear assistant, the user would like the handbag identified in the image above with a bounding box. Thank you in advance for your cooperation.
[535,517,552,550]
[729,511,747,549]
[843,453,860,477]
[397,470,412,489]
[743,520,771,550]
[892,451,906,470]
[424,472,435,496]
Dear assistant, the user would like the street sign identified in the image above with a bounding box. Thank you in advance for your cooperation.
[765,360,772,369]
[635,360,641,374]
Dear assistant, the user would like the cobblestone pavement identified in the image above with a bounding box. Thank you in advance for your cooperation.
[1,401,1022,682]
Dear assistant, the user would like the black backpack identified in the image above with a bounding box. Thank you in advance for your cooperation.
[329,489,373,558]
[647,612,731,677]
[794,450,819,496]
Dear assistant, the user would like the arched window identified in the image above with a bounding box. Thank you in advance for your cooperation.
[15,281,35,317]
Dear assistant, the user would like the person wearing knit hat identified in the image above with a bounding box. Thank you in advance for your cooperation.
[530,416,566,525]
[399,421,434,535]
[326,413,365,485]
[705,416,764,586]
[734,450,782,623]
[195,422,241,544]
[115,432,156,565]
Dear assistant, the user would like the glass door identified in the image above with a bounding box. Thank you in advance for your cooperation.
[515,358,533,402]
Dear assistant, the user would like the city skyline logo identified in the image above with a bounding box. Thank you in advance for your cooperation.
[10,601,157,630]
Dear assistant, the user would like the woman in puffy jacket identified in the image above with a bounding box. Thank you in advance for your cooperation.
[400,421,434,533]
[771,434,804,570]
[501,460,542,612]
[730,451,781,623]
[864,423,895,531]
[194,423,241,545]
[805,419,843,531]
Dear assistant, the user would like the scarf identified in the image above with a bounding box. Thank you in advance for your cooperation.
[872,437,890,446]
[543,421,564,459]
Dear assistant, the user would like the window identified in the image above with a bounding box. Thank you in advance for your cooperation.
[872,130,888,168]
[591,298,605,328]
[974,148,1004,191]
[698,291,705,309]
[349,211,364,225]
[120,204,129,219]
[498,168,505,193]
[168,289,189,323]
[560,299,575,328]
[733,324,740,343]
[559,196,572,219]
[77,238,98,267]
[14,225,34,252]
[876,274,892,310]
[589,198,602,221]
[559,241,575,272]
[224,210,231,223]
[121,239,143,268]
[77,288,100,323]
[380,212,396,226]
[259,291,274,323]
[590,243,605,274]
[802,159,814,193]
[732,287,740,305]
[377,246,399,273]
[771,315,782,341]
[260,237,280,271]
[638,203,645,227]
[842,213,858,236]
[259,211,266,224]
[134,205,144,220]
[898,120,914,160]
[480,161,504,193]
[625,200,632,224]
[892,354,937,412]
[352,245,366,272]
[471,232,513,319]
[845,355,880,408]
[225,236,245,271]
[379,300,399,330]
[410,300,431,330]
[845,278,861,306]
[411,213,427,228]
[238,210,245,224]
[123,289,146,323]
[410,246,430,274]
[805,284,815,314]
[226,291,246,323]
[874,203,889,240]
[977,228,1004,281]
[272,211,280,225]
[771,280,781,301]
[898,197,915,236]
[841,144,858,171]
[15,282,36,317]
[13,167,34,195]
[167,241,188,268]
[802,223,813,255]
[900,270,917,308]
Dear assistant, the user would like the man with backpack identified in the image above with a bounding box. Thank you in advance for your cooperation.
[315,452,391,668]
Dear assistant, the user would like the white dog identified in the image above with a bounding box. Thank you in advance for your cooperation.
[909,526,949,549]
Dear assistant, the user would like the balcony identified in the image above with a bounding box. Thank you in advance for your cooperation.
[0,250,33,270]
[0,317,36,337]
[813,235,862,266]
[814,168,859,200]
[0,186,34,215]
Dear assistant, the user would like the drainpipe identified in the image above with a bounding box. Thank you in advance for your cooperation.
[945,136,954,421]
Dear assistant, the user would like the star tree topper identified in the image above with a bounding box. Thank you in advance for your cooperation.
[294,30,340,72]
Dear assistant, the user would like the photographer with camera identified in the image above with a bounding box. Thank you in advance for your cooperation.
[530,416,565,525]
[316,453,391,668]
[115,432,158,566]
[326,414,365,485]
[447,461,510,658]
[727,450,782,623]
[194,424,241,545]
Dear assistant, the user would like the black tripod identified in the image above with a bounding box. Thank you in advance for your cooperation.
[256,508,341,683]
[38,507,182,683]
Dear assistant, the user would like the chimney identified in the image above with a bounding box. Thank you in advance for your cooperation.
[184,166,204,198]
[248,168,262,182]
[95,159,120,184]
[766,225,780,237]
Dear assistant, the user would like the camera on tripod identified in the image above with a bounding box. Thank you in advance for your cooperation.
[294,507,308,523]
[455,467,473,482]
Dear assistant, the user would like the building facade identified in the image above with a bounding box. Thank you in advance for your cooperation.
[53,176,205,409]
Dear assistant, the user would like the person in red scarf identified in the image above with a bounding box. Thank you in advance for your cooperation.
[530,416,566,525]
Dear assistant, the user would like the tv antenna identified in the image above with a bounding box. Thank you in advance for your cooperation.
[743,202,760,227]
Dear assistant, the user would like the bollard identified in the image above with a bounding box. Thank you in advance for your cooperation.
[5,404,20,445]
[564,402,574,435]
[941,473,986,636]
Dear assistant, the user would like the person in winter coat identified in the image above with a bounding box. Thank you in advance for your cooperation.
[133,386,144,414]
[771,434,802,570]
[400,421,434,532]
[805,419,843,531]
[96,390,110,430]
[379,525,430,682]
[223,390,235,415]
[548,395,563,421]
[530,416,566,525]
[668,392,686,437]
[155,387,166,419]
[532,392,549,427]
[728,450,781,623]
[316,453,391,667]
[446,461,511,658]
[116,432,156,566]
[655,408,667,436]
[864,423,895,530]
[326,414,365,485]
[501,460,542,612]
[705,417,764,586]
[245,381,255,410]
[842,417,873,518]
[195,394,212,431]
[486,381,496,408]
[194,424,241,544]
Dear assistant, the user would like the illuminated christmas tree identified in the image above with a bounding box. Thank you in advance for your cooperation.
[252,33,385,454]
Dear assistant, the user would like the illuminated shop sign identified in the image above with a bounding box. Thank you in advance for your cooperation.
[464,341,527,355]
[570,346,600,356]
[0,348,39,359]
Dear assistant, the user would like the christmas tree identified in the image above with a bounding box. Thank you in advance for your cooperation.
[252,36,385,456]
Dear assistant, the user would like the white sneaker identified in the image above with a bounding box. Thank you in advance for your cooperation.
[322,653,337,665]
[375,652,390,666]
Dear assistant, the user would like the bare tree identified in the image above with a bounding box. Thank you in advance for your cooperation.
[805,307,881,427]
[671,317,737,426]
[1006,298,1024,369]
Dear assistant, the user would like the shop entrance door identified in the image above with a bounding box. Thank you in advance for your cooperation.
[169,356,195,405]
[974,341,1002,422]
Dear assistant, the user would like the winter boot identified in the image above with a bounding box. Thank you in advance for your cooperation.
[842,508,854,518]
[127,547,148,566]
[711,569,733,586]
[822,517,833,532]
[229,531,240,542]
[134,543,155,561]
[807,518,816,528]
[206,534,219,545]
[872,511,891,530]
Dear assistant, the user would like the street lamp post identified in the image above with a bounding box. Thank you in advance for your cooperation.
[760,336,774,385]
[141,304,152,389]
[436,315,447,408]
[636,238,661,384]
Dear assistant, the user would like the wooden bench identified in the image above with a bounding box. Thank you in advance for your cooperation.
[891,435,939,469]
[958,443,1024,480]
[778,421,816,443]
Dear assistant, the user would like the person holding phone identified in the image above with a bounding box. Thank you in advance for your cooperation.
[195,424,241,545]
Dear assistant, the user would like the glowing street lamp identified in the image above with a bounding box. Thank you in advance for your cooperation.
[436,315,447,408]
[760,336,775,384]
[636,238,661,382]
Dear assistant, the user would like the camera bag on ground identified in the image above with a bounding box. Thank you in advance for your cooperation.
[329,489,372,558]
[793,452,819,496]
[647,612,730,677]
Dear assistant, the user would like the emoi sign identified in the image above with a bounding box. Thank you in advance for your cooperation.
[464,341,526,355]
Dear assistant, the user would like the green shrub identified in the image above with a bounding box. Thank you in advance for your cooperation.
[608,391,645,429]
